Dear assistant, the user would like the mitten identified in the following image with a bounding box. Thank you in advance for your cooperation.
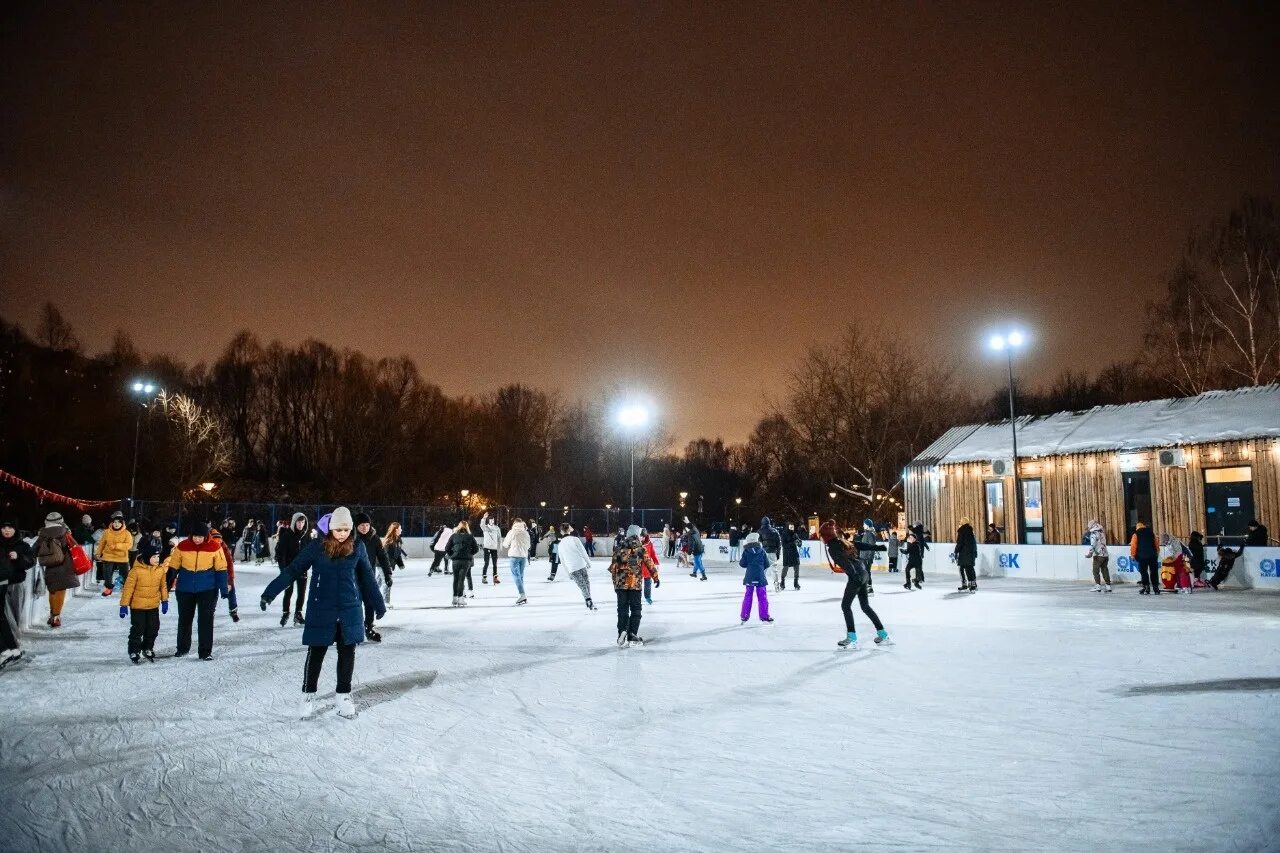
[230,608,240,623]
[161,600,168,615]
[259,598,268,611]
[119,606,128,619]
[654,578,660,588]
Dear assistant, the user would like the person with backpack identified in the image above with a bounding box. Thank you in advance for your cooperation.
[95,510,133,596]
[1129,522,1160,595]
[610,525,657,647]
[819,520,890,649]
[759,517,782,583]
[738,532,774,624]
[953,517,978,592]
[502,518,532,605]
[0,516,34,667]
[480,513,502,583]
[36,511,80,629]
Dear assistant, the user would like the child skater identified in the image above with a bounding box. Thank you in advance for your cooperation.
[119,539,169,663]
[738,532,773,623]
[641,529,661,605]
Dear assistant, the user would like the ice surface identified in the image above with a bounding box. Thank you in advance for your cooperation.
[2,558,1279,852]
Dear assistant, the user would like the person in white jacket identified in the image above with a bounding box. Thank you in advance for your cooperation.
[480,513,502,584]
[429,523,452,575]
[501,519,532,605]
[556,523,596,611]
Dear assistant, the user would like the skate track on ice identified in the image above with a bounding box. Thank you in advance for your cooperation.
[2,558,1278,852]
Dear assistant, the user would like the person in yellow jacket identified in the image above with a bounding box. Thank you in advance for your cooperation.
[120,539,169,663]
[95,510,133,596]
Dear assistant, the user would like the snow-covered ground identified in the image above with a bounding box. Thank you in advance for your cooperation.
[2,557,1278,852]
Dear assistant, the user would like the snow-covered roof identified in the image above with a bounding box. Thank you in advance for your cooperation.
[911,385,1280,465]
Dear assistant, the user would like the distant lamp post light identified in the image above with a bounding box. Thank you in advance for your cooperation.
[200,482,216,493]
[989,329,1029,543]
[128,380,163,515]
[616,401,653,525]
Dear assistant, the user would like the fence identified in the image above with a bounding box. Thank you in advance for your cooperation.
[129,501,675,537]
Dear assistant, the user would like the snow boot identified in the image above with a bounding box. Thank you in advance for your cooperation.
[102,587,113,597]
[617,631,629,648]
[874,629,892,645]
[336,694,357,719]
[280,612,289,627]
[300,693,316,720]
[837,632,858,650]
[293,613,305,626]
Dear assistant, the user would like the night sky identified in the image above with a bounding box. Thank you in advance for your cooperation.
[2,2,1277,443]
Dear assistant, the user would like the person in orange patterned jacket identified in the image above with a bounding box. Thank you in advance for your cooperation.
[609,525,656,648]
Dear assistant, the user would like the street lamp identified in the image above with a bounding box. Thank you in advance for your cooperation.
[989,330,1028,543]
[128,381,162,516]
[616,402,653,525]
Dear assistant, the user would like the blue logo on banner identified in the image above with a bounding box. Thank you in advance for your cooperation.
[1116,556,1138,573]
[1262,559,1276,578]
[999,553,1021,570]
[800,546,811,559]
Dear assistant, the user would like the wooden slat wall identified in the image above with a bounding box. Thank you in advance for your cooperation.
[928,440,1279,544]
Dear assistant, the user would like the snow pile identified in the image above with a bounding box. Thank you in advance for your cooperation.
[2,558,1278,852]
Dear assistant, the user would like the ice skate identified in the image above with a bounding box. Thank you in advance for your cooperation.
[762,617,774,623]
[364,627,382,642]
[280,612,289,627]
[493,577,501,584]
[142,649,155,662]
[1139,587,1150,594]
[904,582,912,590]
[1104,584,1112,592]
[0,648,24,669]
[913,581,922,590]
[482,576,489,584]
[645,596,653,605]
[585,598,595,610]
[617,631,629,648]
[968,584,977,593]
[627,635,645,647]
[700,575,708,581]
[200,654,214,661]
[837,632,858,650]
[1092,584,1102,592]
[102,587,113,597]
[515,596,528,605]
[336,694,357,719]
[874,629,892,645]
[299,693,315,720]
[293,613,305,626]
[130,653,141,664]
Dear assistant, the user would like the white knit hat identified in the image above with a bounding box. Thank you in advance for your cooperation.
[744,532,760,544]
[45,511,65,525]
[329,506,354,530]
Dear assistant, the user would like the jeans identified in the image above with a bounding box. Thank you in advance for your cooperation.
[693,554,705,577]
[729,546,740,562]
[304,624,355,694]
[616,588,643,637]
[509,557,527,595]
[586,540,595,556]
[175,588,218,657]
[740,586,770,621]
[643,576,652,601]
[128,608,160,654]
[429,552,447,573]
[841,573,883,635]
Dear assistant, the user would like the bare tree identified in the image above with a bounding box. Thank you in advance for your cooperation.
[34,302,81,353]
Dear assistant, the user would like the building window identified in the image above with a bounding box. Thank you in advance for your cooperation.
[1203,466,1254,544]
[984,480,1005,536]
[1022,478,1043,544]
[1122,471,1152,539]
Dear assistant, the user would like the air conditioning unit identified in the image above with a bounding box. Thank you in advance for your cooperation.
[1158,448,1187,468]
[989,459,1016,477]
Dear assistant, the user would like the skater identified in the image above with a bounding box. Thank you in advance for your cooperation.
[1208,544,1242,589]
[738,532,773,623]
[780,521,802,591]
[168,520,230,660]
[1160,533,1192,593]
[819,520,890,649]
[1129,522,1160,595]
[209,528,240,623]
[119,538,169,663]
[664,524,677,558]
[984,523,1002,544]
[383,522,406,580]
[1245,518,1269,546]
[610,525,656,647]
[429,522,452,575]
[1188,531,1207,588]
[502,518,532,604]
[854,519,884,594]
[641,529,660,605]
[583,525,595,557]
[448,519,478,606]
[728,525,741,563]
[354,513,393,623]
[953,517,978,592]
[274,513,311,626]
[480,512,502,583]
[260,506,385,720]
[759,517,782,582]
[528,520,542,561]
[0,517,34,667]
[543,523,562,581]
[557,523,596,610]
[35,512,79,629]
[887,529,899,573]
[1084,519,1112,591]
[95,510,132,596]
[687,524,706,580]
[901,531,924,590]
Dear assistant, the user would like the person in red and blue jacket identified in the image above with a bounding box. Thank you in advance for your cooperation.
[738,533,773,623]
[167,520,229,660]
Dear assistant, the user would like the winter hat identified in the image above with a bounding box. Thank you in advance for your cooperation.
[185,519,210,537]
[165,520,178,530]
[317,513,333,535]
[45,511,65,525]
[138,539,162,564]
[625,524,643,540]
[110,510,124,521]
[81,514,92,525]
[744,532,760,545]
[353,511,372,527]
[329,507,354,530]
[0,516,18,531]
[863,517,875,529]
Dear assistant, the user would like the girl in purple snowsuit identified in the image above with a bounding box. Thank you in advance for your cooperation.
[739,533,774,623]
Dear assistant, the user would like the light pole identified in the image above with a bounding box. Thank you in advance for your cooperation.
[616,403,652,526]
[128,381,161,517]
[989,331,1027,543]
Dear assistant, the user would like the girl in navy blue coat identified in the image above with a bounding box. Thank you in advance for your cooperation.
[738,533,773,623]
[260,507,385,719]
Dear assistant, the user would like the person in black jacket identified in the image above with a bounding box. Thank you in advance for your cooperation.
[1246,519,1269,547]
[354,512,392,639]
[854,519,884,594]
[275,513,311,626]
[0,516,35,667]
[819,521,890,649]
[779,522,802,591]
[1208,545,1242,590]
[448,520,479,606]
[954,518,978,592]
[901,532,924,590]
[1187,531,1207,586]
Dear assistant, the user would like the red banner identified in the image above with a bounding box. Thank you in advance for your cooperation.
[0,468,120,512]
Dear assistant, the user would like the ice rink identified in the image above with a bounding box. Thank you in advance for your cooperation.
[2,556,1278,852]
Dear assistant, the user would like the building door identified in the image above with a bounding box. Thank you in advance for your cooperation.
[1022,478,1044,544]
[1122,471,1152,539]
[1203,466,1254,544]
[984,480,1005,538]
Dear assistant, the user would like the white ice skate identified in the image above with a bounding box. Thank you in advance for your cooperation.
[1104,584,1113,592]
[1092,584,1102,592]
[515,596,528,605]
[336,694,358,719]
[617,631,629,648]
[299,693,315,720]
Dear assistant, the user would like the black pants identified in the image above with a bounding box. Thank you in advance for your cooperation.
[304,624,356,694]
[482,548,498,576]
[1208,561,1233,588]
[666,540,676,558]
[616,588,643,638]
[0,584,19,653]
[548,548,559,578]
[281,573,307,615]
[781,563,800,586]
[128,608,160,654]
[959,562,976,586]
[905,562,923,585]
[1138,558,1160,590]
[175,589,218,657]
[841,573,884,635]
[453,561,473,597]
[429,552,447,573]
[889,558,898,573]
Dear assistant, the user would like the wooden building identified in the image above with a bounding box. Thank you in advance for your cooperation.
[905,385,1280,545]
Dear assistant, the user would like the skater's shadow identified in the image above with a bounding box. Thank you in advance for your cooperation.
[653,624,743,645]
[1118,677,1280,696]
[353,669,439,710]
[942,592,974,600]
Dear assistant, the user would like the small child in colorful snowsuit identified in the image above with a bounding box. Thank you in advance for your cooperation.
[738,533,773,623]
[119,540,169,663]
